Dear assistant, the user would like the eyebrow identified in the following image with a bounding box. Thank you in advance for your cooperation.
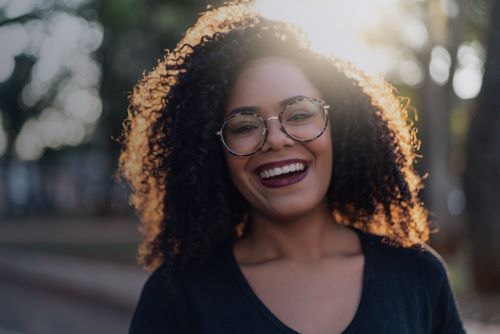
[226,95,309,118]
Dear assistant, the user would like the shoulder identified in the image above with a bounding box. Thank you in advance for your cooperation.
[129,265,195,333]
[130,245,240,333]
[129,246,235,333]
[138,264,185,300]
[137,244,232,295]
[361,231,449,285]
[353,230,466,333]
[135,246,231,302]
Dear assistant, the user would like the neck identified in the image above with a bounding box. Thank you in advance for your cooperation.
[242,201,343,262]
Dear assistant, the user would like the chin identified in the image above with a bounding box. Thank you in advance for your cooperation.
[254,196,327,221]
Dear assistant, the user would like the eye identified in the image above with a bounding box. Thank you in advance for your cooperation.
[229,123,260,135]
[224,115,263,137]
[286,110,314,122]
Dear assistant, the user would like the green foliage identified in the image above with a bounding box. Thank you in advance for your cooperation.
[100,0,146,29]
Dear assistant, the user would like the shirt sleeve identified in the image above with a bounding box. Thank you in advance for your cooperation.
[129,266,196,334]
[423,249,467,334]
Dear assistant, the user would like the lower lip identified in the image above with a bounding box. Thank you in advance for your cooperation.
[259,167,309,188]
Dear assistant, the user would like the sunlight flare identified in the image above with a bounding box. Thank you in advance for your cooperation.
[252,0,401,76]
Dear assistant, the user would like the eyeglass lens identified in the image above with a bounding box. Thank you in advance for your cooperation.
[221,99,327,155]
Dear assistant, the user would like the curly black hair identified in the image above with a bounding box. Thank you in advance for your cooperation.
[119,1,429,273]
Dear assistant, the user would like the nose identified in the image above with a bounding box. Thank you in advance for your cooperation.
[260,116,295,152]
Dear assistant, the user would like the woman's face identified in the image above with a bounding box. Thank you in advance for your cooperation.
[223,57,333,221]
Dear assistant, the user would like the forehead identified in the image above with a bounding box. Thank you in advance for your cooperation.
[225,57,321,115]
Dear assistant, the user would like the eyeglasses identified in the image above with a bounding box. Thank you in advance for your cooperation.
[216,97,330,156]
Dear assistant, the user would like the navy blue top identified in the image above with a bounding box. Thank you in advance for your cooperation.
[130,228,467,333]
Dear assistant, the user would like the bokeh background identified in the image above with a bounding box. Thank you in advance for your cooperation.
[0,0,499,333]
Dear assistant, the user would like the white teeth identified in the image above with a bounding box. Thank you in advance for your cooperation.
[259,162,306,179]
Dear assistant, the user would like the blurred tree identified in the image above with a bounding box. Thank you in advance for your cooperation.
[0,0,104,161]
[0,0,221,217]
[363,0,491,253]
[418,0,464,243]
[464,0,500,292]
[97,0,218,154]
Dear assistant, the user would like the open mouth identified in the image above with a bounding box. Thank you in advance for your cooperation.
[257,161,309,188]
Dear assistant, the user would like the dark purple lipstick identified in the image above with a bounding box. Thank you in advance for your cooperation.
[256,159,309,188]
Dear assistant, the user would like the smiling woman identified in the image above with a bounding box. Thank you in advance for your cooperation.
[119,1,466,333]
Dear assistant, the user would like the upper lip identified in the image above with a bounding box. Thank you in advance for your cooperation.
[255,159,309,174]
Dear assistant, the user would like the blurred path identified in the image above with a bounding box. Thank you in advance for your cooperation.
[0,219,146,333]
[0,277,131,334]
[0,247,147,334]
[0,246,147,334]
[0,218,140,244]
[0,248,147,309]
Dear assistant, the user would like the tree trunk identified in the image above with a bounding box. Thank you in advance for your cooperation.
[419,0,464,248]
[464,0,500,292]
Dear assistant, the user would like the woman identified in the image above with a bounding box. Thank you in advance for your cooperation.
[120,2,466,333]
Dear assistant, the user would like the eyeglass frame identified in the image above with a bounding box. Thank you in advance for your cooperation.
[216,96,330,156]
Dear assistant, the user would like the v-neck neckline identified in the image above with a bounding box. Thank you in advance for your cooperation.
[226,226,376,334]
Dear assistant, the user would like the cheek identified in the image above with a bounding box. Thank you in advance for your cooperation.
[224,153,250,192]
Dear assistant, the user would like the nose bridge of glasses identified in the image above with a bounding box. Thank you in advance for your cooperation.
[263,115,285,135]
[261,114,293,151]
